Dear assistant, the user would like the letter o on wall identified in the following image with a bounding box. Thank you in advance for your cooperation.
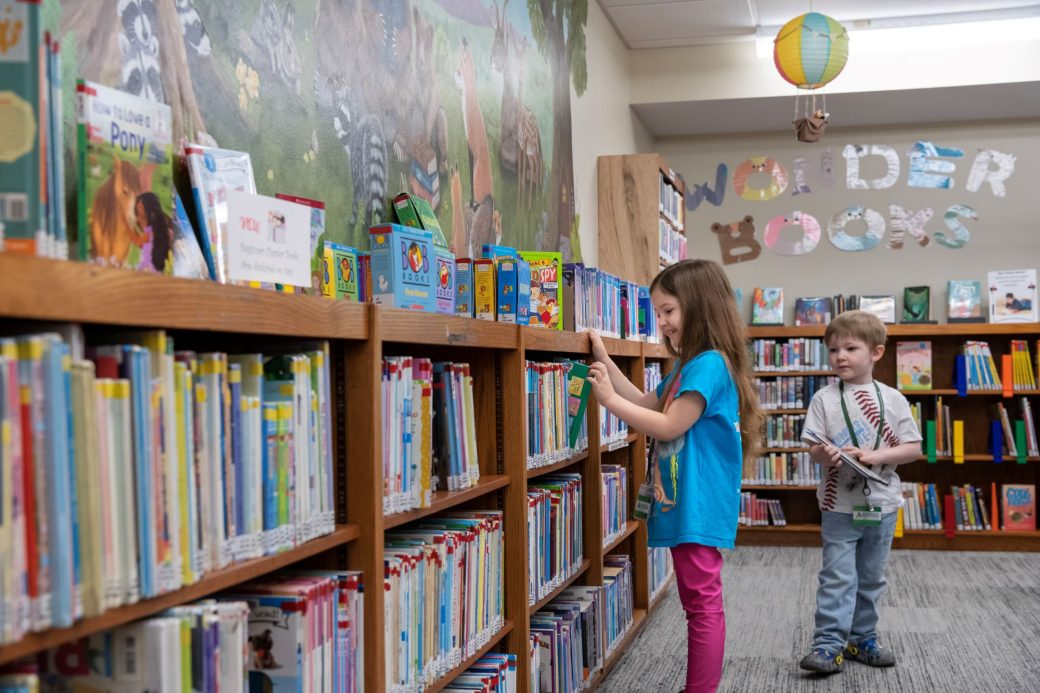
[763,212,821,255]
[733,157,789,201]
[827,206,885,251]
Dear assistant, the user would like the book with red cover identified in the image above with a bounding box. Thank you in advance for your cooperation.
[1002,484,1036,531]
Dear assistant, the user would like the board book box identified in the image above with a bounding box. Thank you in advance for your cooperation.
[434,246,456,315]
[369,223,435,312]
[456,258,474,317]
[321,241,360,301]
[76,79,174,273]
[474,258,496,320]
[520,251,563,330]
[392,191,448,248]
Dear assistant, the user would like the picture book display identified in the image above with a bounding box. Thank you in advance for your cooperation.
[895,341,932,391]
[1002,484,1036,531]
[947,279,984,322]
[76,80,173,273]
[185,144,257,282]
[858,295,896,324]
[902,285,932,323]
[794,297,832,326]
[988,268,1038,323]
[751,287,784,325]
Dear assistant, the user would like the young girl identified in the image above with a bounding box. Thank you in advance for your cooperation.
[587,259,763,693]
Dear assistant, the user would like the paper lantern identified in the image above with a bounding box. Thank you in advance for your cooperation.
[774,12,849,90]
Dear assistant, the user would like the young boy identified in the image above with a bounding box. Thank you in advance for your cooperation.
[798,310,922,675]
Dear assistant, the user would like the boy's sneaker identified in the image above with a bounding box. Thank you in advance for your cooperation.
[799,648,844,674]
[844,639,896,667]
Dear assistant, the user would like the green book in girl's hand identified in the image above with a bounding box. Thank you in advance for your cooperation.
[562,359,591,448]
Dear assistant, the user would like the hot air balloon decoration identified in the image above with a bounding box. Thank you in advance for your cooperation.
[773,11,849,142]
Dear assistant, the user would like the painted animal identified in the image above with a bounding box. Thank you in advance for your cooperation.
[241,0,302,95]
[90,160,143,266]
[334,98,388,232]
[454,38,493,207]
[117,0,165,102]
[450,162,498,258]
[490,0,542,207]
[175,0,211,57]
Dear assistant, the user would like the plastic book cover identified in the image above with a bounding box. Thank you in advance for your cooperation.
[76,80,174,272]
[751,287,784,325]
[859,295,896,324]
[947,280,984,322]
[184,144,256,283]
[520,251,563,330]
[562,360,591,449]
[896,341,932,391]
[902,285,931,323]
[1002,484,1036,531]
[988,268,1038,324]
[794,297,832,326]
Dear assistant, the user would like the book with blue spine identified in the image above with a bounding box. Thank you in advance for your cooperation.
[42,335,75,626]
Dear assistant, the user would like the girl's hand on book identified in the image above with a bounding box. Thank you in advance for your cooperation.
[587,361,616,405]
[587,330,610,364]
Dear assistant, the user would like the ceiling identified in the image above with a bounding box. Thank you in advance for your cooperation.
[601,1,1040,135]
[599,0,1040,49]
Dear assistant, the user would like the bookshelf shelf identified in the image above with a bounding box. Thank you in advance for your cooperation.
[764,408,808,415]
[0,525,360,666]
[383,475,511,530]
[901,389,1040,396]
[603,521,639,554]
[763,447,810,453]
[644,342,670,359]
[912,455,1040,463]
[527,450,590,479]
[742,484,817,491]
[381,308,517,348]
[602,336,642,357]
[754,370,833,377]
[425,620,515,693]
[529,559,593,616]
[588,608,649,691]
[601,432,639,454]
[0,254,369,339]
[648,574,675,611]
[522,325,589,354]
[749,323,1040,339]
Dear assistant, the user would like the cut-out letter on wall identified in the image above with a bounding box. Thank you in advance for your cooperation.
[827,206,886,251]
[820,147,836,187]
[887,205,934,249]
[934,204,977,249]
[711,215,761,265]
[686,163,728,210]
[843,144,900,190]
[763,212,821,255]
[966,149,1016,198]
[733,157,789,201]
[791,157,813,195]
[907,141,964,189]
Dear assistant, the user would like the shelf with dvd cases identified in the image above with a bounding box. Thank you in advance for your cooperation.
[740,323,1040,552]
[0,252,683,689]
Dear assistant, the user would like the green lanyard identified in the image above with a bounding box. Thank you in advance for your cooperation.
[840,380,884,497]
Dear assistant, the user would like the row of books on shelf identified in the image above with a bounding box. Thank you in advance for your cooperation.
[894,339,1039,393]
[600,405,630,448]
[745,452,820,487]
[0,570,365,692]
[751,338,829,372]
[602,466,629,548]
[381,357,480,517]
[0,329,335,644]
[442,653,521,693]
[909,397,1039,459]
[384,511,504,691]
[738,494,788,527]
[526,361,589,469]
[531,555,634,693]
[659,172,685,231]
[900,482,1036,532]
[659,218,687,267]
[528,476,584,605]
[745,271,1039,327]
[758,375,837,410]
[648,547,674,602]
[765,414,806,449]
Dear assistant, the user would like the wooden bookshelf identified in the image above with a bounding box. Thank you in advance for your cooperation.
[529,559,593,615]
[603,521,639,554]
[745,324,1040,551]
[425,621,515,693]
[383,475,511,530]
[527,450,590,479]
[598,153,686,286]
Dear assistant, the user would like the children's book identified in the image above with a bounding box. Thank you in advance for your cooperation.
[902,285,932,323]
[859,295,896,324]
[988,269,1038,324]
[794,297,831,326]
[562,360,591,449]
[947,279,984,323]
[751,287,784,325]
[1002,484,1036,531]
[802,430,889,485]
[520,251,563,330]
[76,80,174,272]
[184,144,256,283]
[895,341,933,391]
[170,193,210,279]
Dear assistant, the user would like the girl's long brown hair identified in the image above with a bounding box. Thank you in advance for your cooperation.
[650,259,764,471]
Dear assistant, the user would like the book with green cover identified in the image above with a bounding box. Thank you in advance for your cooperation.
[392,192,448,248]
[562,359,591,448]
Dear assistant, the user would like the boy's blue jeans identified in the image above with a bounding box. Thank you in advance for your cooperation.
[812,509,898,654]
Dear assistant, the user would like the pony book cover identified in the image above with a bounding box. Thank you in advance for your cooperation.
[76,80,174,273]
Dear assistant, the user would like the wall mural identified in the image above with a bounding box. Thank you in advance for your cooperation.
[53,0,588,258]
[682,140,1017,264]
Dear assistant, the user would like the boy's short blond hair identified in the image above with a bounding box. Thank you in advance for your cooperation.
[825,310,887,349]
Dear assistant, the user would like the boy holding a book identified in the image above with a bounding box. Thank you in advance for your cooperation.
[798,310,922,675]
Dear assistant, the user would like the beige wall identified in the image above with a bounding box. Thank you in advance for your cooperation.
[571,1,653,266]
[657,120,1040,323]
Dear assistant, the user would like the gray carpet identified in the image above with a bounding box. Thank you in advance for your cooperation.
[600,547,1040,692]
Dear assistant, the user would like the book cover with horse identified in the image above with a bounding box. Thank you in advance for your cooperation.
[76,80,173,273]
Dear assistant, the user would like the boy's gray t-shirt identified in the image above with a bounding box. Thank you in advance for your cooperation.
[802,380,922,513]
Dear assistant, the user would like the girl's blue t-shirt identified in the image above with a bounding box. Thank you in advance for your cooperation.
[649,350,742,550]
